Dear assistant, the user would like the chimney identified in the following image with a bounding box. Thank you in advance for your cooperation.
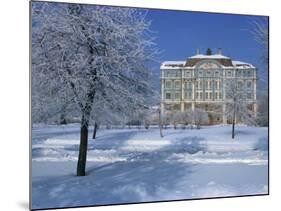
[217,48,222,55]
[196,48,200,55]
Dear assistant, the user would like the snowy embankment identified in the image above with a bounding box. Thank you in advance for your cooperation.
[32,124,268,209]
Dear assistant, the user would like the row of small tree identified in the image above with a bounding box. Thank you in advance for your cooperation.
[160,109,208,130]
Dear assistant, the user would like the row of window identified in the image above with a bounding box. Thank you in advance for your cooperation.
[195,81,222,90]
[165,91,254,100]
[165,91,223,101]
[163,70,181,78]
[164,80,253,89]
[162,69,255,78]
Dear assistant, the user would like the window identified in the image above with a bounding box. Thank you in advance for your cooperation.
[215,71,219,77]
[247,70,251,77]
[196,92,199,99]
[185,91,192,99]
[185,71,190,77]
[200,92,203,99]
[215,92,218,100]
[198,71,203,77]
[207,71,211,76]
[175,92,180,100]
[227,71,232,77]
[175,81,181,89]
[247,81,252,88]
[189,81,192,89]
[167,70,173,77]
[210,92,213,99]
[205,92,208,99]
[215,81,218,89]
[237,70,242,77]
[219,92,222,99]
[185,81,192,89]
[165,81,172,88]
[165,70,181,78]
[165,92,171,100]
[238,81,243,88]
[247,92,252,99]
[205,81,208,89]
[197,81,202,89]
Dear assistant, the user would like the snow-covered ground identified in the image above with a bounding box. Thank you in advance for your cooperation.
[31,124,268,209]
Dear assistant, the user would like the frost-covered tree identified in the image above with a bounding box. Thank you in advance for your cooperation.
[32,2,158,176]
[224,78,256,139]
[256,91,269,126]
[157,108,164,137]
[251,19,269,70]
[31,61,79,124]
[182,108,208,129]
[181,110,193,127]
[193,108,208,129]
[169,111,182,129]
[251,18,269,126]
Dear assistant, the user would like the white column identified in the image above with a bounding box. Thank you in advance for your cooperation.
[181,70,184,112]
[192,78,195,111]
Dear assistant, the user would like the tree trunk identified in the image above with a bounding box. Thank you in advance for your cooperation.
[76,44,98,176]
[159,110,163,138]
[76,86,96,176]
[92,122,98,139]
[159,123,163,138]
[60,113,67,125]
[77,115,89,176]
[232,109,236,139]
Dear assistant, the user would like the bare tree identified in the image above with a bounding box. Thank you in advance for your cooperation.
[251,19,269,70]
[193,108,208,129]
[224,78,255,139]
[251,18,269,127]
[169,112,182,129]
[158,109,164,138]
[32,2,158,176]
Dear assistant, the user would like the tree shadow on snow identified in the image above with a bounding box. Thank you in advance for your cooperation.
[32,130,207,208]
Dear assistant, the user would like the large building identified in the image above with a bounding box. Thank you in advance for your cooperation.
[160,49,257,124]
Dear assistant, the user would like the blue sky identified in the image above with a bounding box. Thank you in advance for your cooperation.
[146,9,268,82]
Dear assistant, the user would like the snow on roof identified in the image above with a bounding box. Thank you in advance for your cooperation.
[160,58,255,70]
[188,54,230,59]
[162,61,186,65]
[232,61,255,68]
[160,61,186,69]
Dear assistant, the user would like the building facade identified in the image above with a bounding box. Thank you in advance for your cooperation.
[160,49,257,124]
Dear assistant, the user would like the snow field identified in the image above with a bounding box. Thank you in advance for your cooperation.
[31,124,268,209]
